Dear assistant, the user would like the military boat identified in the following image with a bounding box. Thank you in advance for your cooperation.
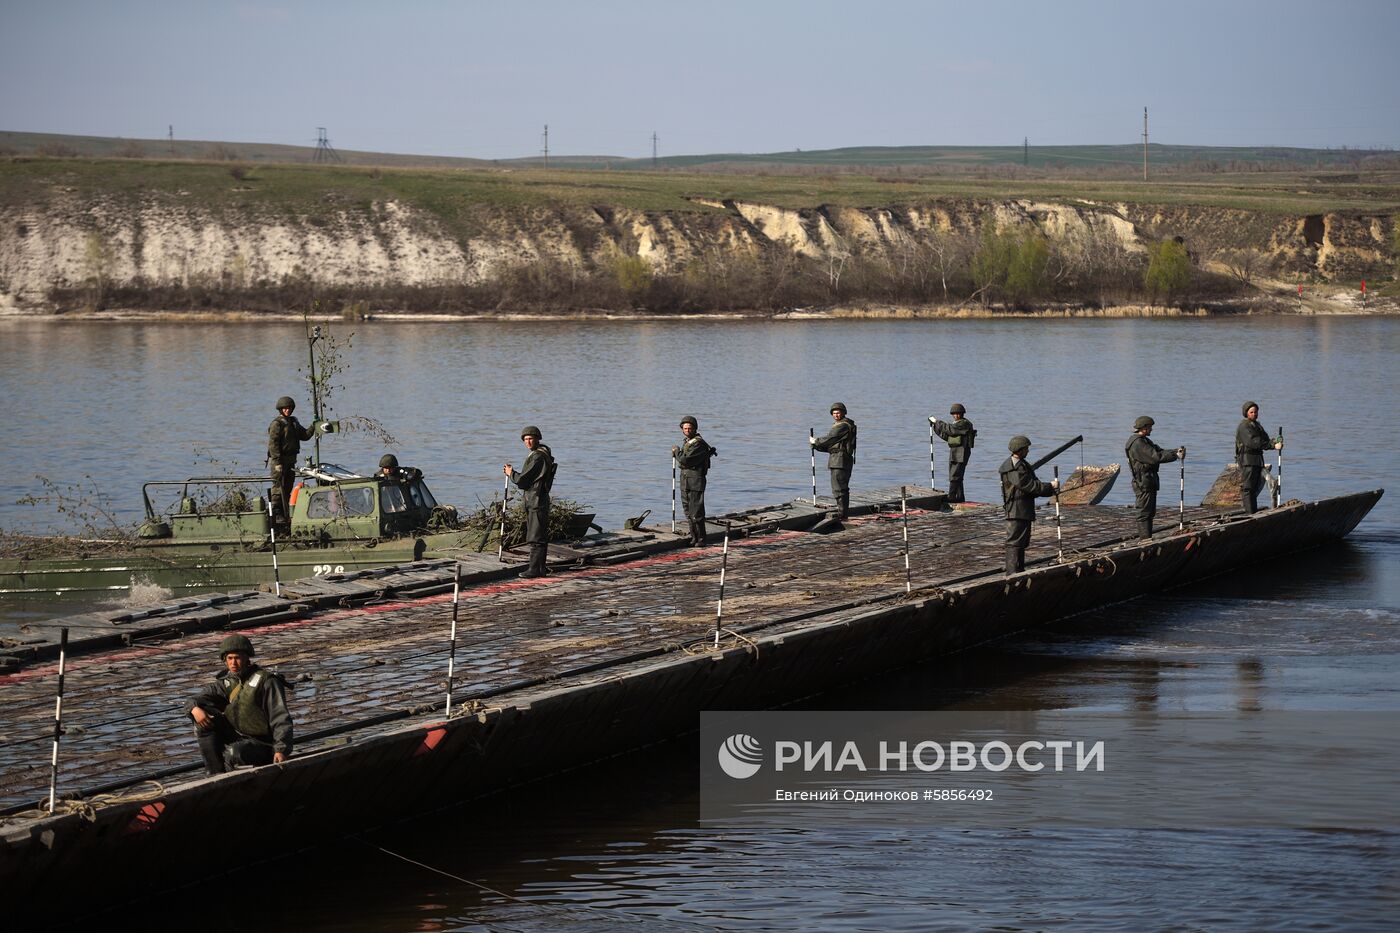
[0,463,594,598]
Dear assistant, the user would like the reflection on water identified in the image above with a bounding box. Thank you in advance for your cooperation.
[6,317,1398,930]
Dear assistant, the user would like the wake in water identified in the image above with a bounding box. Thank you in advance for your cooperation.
[103,576,172,610]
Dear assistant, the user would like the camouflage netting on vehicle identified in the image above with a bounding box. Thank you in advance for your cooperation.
[0,531,132,560]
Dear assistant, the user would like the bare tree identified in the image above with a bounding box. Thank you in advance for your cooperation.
[1217,248,1268,289]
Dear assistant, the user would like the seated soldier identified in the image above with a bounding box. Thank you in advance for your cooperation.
[189,635,293,774]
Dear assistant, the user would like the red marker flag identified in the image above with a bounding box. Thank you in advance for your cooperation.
[1361,280,1367,294]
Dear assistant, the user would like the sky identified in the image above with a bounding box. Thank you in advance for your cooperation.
[3,0,1398,159]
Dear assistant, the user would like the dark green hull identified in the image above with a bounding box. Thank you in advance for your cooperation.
[0,529,493,597]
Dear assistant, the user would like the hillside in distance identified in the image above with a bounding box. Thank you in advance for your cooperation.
[3,130,1394,176]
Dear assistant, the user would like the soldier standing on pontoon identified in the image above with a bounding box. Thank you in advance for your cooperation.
[811,402,857,519]
[673,416,717,547]
[1236,401,1282,514]
[931,403,976,503]
[999,435,1058,575]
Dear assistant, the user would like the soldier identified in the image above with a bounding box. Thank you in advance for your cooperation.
[930,403,977,503]
[1236,401,1282,514]
[189,634,293,775]
[504,426,556,578]
[811,402,858,518]
[1125,416,1185,539]
[672,416,717,547]
[267,396,313,527]
[998,435,1058,575]
[377,453,404,480]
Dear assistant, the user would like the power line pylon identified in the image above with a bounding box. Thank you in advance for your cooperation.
[313,127,342,164]
[1142,108,1148,181]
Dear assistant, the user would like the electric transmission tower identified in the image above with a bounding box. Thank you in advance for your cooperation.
[1142,108,1148,181]
[313,127,343,164]
[542,124,549,168]
[652,131,659,169]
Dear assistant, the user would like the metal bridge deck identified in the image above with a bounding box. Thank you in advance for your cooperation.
[0,503,1223,813]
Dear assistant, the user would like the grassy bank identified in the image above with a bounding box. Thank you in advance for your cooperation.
[5,156,1400,219]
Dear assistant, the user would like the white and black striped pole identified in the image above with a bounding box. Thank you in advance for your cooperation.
[445,562,461,717]
[497,475,511,562]
[713,528,730,648]
[266,498,282,597]
[1053,465,1063,562]
[671,455,678,533]
[1179,456,1186,529]
[901,485,911,593]
[47,627,69,814]
[1275,426,1284,507]
[809,429,818,505]
[928,419,936,489]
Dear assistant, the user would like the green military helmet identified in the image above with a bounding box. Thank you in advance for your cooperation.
[218,634,254,658]
[521,425,542,440]
[275,396,296,411]
[830,402,847,414]
[1008,435,1032,453]
[1134,416,1155,431]
[679,415,698,429]
[379,454,399,470]
[1242,400,1259,416]
[949,403,966,415]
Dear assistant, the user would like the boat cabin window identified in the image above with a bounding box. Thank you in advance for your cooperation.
[381,484,409,514]
[408,481,437,510]
[305,486,376,519]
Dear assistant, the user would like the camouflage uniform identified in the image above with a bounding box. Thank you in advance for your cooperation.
[674,418,716,546]
[999,437,1055,575]
[1235,402,1278,514]
[190,639,293,775]
[267,401,313,525]
[932,405,976,503]
[512,429,556,577]
[1125,417,1179,539]
[813,404,858,518]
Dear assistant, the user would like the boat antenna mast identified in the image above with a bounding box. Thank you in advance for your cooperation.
[307,324,323,467]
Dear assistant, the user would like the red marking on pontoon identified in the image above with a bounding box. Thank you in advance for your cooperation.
[413,727,448,757]
[123,801,166,834]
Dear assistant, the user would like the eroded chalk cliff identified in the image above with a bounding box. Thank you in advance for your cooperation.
[0,190,1392,310]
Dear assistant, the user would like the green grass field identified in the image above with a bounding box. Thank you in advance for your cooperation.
[4,153,1398,230]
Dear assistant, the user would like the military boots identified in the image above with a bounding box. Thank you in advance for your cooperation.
[521,544,550,578]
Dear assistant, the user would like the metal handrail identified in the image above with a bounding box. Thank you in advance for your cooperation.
[140,476,269,519]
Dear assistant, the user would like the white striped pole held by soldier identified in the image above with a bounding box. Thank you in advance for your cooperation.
[1179,456,1186,530]
[496,474,511,562]
[928,420,936,490]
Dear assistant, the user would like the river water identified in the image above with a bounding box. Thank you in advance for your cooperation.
[3,316,1398,930]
